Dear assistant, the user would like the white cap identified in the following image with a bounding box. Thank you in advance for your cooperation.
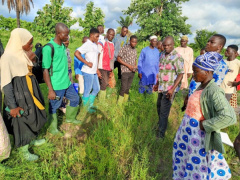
[149,35,157,40]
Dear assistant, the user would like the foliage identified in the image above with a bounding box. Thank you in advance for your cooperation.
[124,0,191,41]
[117,15,133,27]
[0,15,33,31]
[192,29,217,51]
[2,0,34,27]
[78,1,105,36]
[33,0,77,39]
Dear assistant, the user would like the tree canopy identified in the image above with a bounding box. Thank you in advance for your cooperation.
[33,0,77,39]
[193,29,217,50]
[78,1,105,36]
[124,0,191,41]
[117,16,133,27]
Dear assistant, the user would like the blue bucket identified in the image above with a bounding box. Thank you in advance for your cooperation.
[73,83,79,93]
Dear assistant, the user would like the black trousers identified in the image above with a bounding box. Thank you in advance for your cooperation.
[157,91,175,138]
[119,72,135,96]
[114,61,122,79]
[99,69,110,90]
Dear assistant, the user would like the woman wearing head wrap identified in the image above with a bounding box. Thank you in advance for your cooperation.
[0,28,47,161]
[172,52,236,179]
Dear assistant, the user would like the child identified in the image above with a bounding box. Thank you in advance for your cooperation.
[173,52,236,179]
[74,28,100,113]
[117,35,138,104]
[74,36,88,96]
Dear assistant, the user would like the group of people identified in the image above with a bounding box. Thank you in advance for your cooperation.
[0,22,239,179]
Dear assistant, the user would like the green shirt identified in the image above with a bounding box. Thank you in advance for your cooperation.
[200,79,237,153]
[42,38,71,90]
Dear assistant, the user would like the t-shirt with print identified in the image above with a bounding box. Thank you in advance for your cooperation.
[42,38,71,90]
[118,44,137,74]
[158,49,184,92]
[113,34,129,60]
[76,39,99,74]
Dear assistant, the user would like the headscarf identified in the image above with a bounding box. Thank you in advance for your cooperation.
[149,35,157,40]
[193,52,222,71]
[0,28,33,90]
[181,35,188,41]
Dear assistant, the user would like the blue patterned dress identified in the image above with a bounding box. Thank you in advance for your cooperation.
[172,90,231,180]
[188,59,228,96]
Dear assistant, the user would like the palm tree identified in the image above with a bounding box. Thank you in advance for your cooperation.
[117,15,133,28]
[2,0,34,28]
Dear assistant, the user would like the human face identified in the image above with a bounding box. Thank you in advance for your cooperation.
[58,29,69,43]
[107,30,115,41]
[225,47,238,60]
[206,36,222,53]
[98,26,104,34]
[90,33,99,43]
[163,38,174,54]
[180,39,188,48]
[63,39,69,48]
[192,65,208,82]
[150,39,158,47]
[22,37,33,51]
[130,38,138,48]
[121,28,128,37]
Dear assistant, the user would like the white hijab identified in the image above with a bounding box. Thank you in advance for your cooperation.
[0,28,33,90]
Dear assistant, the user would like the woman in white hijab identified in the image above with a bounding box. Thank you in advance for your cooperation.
[0,28,47,161]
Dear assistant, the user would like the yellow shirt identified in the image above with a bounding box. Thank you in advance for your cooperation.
[220,59,240,94]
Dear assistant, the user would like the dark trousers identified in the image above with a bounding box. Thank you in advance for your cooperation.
[99,69,110,91]
[157,91,175,138]
[114,61,122,79]
[119,72,135,96]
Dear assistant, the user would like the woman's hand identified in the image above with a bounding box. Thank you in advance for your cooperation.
[10,107,24,118]
[25,50,36,62]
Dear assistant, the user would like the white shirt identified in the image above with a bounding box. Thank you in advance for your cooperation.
[99,34,105,43]
[77,39,99,74]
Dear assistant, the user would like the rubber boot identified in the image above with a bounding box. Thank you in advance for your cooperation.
[30,139,46,146]
[89,95,97,113]
[65,105,82,124]
[82,96,89,107]
[48,114,63,136]
[123,94,129,103]
[117,95,124,105]
[98,90,106,101]
[18,144,38,161]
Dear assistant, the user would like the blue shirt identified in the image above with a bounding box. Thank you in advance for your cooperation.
[188,59,228,96]
[138,46,160,85]
[74,54,85,75]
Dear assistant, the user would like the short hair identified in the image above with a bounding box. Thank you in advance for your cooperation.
[97,25,103,28]
[107,28,114,33]
[122,26,128,30]
[90,28,99,35]
[55,23,69,34]
[228,44,238,52]
[201,47,206,51]
[82,36,88,40]
[163,36,174,43]
[130,35,137,41]
[212,34,226,47]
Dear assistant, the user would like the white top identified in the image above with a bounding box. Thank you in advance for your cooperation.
[77,39,99,74]
[98,38,105,69]
[99,34,105,43]
[220,59,240,94]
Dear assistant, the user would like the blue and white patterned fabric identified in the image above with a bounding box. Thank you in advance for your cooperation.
[189,59,228,96]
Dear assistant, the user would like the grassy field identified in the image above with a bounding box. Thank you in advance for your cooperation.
[0,30,240,179]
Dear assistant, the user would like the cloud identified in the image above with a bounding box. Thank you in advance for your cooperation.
[182,0,240,46]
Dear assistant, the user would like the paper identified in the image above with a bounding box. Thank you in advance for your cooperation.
[220,132,234,147]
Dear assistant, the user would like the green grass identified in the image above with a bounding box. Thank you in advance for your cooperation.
[1,29,240,179]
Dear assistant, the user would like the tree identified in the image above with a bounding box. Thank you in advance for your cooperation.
[124,0,191,41]
[2,0,34,28]
[78,1,105,36]
[193,29,217,50]
[117,16,133,27]
[33,0,77,39]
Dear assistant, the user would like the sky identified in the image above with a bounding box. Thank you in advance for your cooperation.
[1,0,240,46]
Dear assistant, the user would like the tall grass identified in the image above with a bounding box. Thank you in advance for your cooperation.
[0,29,239,179]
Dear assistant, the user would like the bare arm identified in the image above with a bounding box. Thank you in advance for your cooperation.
[43,69,56,100]
[117,56,135,72]
[74,50,92,68]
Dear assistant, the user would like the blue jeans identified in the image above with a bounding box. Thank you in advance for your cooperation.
[49,84,80,114]
[82,72,100,97]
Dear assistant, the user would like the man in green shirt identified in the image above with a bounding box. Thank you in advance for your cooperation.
[42,23,81,135]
